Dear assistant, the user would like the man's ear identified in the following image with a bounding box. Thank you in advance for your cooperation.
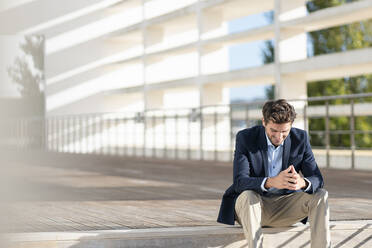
[262,118,266,127]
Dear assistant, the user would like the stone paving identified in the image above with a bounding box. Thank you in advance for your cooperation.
[1,151,372,233]
[4,220,372,248]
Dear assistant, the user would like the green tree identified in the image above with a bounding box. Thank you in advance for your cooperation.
[262,0,372,148]
[262,39,275,100]
[7,35,45,97]
[261,11,275,100]
[6,35,45,149]
[306,0,372,148]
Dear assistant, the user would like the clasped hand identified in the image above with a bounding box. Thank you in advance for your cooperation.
[265,165,306,190]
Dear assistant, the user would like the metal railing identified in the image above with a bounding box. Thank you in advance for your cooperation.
[2,93,372,169]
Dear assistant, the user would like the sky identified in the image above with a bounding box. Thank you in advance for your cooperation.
[228,11,273,102]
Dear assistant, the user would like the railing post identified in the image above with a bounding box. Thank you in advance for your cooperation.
[303,101,308,133]
[115,116,119,156]
[106,115,109,155]
[214,107,218,161]
[58,117,62,152]
[69,116,72,153]
[74,115,78,153]
[245,104,250,128]
[94,114,98,154]
[350,99,355,169]
[152,113,156,158]
[187,110,191,160]
[132,115,136,156]
[163,114,167,159]
[82,115,86,154]
[42,116,47,151]
[100,114,104,155]
[124,117,128,156]
[325,100,330,168]
[66,116,69,153]
[84,115,87,154]
[19,119,23,149]
[143,111,146,158]
[229,104,233,162]
[175,113,179,160]
[200,106,203,161]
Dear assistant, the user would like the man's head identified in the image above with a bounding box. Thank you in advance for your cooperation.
[262,99,297,146]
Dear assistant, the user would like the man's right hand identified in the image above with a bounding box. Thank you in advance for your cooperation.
[265,166,296,190]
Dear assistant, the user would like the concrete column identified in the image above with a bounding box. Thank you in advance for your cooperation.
[145,87,200,159]
[276,0,307,130]
[144,26,164,51]
[103,93,144,113]
[275,0,307,92]
[146,89,164,109]
[201,84,228,106]
[201,44,229,75]
[201,84,230,160]
[279,0,307,63]
[144,89,163,156]
[279,74,307,129]
[200,9,226,39]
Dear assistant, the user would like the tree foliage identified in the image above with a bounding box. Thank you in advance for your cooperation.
[7,35,45,97]
[262,0,372,148]
[306,0,372,148]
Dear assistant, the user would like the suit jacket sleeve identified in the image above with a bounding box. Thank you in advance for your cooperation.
[300,133,324,194]
[233,131,265,194]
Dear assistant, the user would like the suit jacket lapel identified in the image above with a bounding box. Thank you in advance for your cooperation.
[259,126,269,177]
[282,132,291,171]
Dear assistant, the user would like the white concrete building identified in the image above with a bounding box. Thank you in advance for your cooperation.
[1,0,371,114]
[1,0,372,167]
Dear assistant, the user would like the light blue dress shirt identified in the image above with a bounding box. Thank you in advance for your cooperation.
[261,132,311,194]
[266,134,283,178]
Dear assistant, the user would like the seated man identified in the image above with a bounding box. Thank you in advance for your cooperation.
[217,99,330,248]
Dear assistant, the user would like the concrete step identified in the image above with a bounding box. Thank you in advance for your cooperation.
[3,220,372,248]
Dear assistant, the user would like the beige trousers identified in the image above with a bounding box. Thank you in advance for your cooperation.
[234,189,331,248]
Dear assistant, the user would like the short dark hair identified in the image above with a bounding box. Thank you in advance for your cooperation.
[262,99,296,124]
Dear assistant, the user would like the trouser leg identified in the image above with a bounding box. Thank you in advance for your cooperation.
[308,189,331,248]
[235,189,331,248]
[261,189,331,248]
[234,190,263,248]
[260,192,311,227]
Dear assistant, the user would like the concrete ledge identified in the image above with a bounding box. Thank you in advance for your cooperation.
[3,220,372,248]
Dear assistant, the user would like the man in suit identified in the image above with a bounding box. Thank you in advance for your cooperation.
[217,99,330,248]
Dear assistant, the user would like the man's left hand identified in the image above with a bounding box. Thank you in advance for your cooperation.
[286,165,307,190]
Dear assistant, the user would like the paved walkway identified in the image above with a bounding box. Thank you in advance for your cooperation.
[2,151,372,233]
[5,220,372,248]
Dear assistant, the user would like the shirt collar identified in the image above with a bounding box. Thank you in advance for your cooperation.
[265,131,284,148]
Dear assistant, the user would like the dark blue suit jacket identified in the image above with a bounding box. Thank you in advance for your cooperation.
[217,125,324,225]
